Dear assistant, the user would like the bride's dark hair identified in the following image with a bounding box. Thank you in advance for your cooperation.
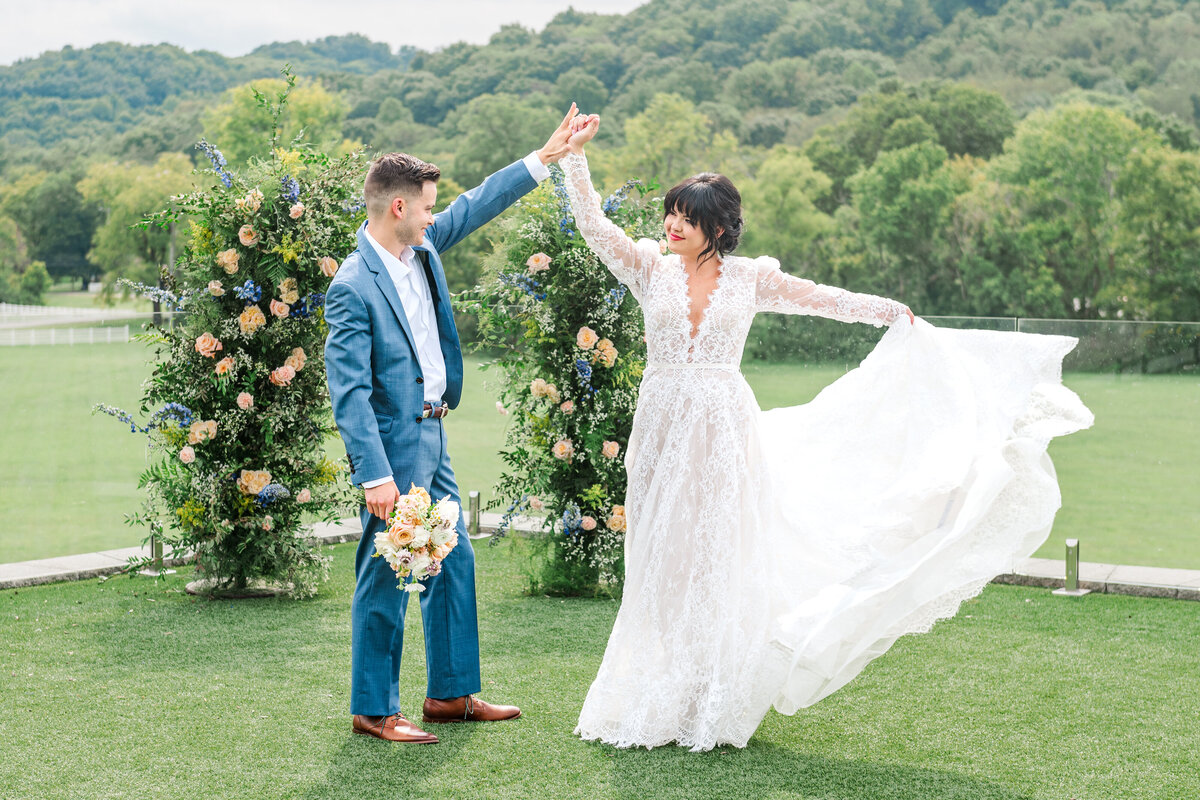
[664,173,744,261]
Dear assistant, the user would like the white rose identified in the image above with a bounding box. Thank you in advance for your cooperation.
[435,499,460,529]
[409,526,431,549]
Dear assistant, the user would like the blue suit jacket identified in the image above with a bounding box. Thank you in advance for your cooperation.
[324,158,538,489]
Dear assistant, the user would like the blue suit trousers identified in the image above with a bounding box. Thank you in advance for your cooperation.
[349,416,480,715]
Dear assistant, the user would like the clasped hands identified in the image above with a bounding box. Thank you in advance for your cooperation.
[536,103,601,165]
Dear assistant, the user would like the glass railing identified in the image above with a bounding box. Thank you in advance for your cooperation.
[3,306,1196,573]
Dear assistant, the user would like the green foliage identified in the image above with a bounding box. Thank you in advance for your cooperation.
[94,84,362,596]
[202,76,350,164]
[458,170,662,593]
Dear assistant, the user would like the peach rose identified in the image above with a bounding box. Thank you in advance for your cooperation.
[390,524,416,547]
[217,249,240,274]
[597,347,617,368]
[285,346,306,372]
[208,280,224,297]
[296,488,312,504]
[560,400,575,414]
[262,515,274,531]
[237,469,272,495]
[238,224,259,247]
[187,419,217,444]
[581,515,597,531]
[526,252,551,273]
[270,365,297,387]
[409,484,432,506]
[214,356,234,377]
[576,326,599,350]
[432,543,453,561]
[552,438,574,461]
[606,512,627,532]
[602,440,620,459]
[610,504,625,517]
[289,202,305,219]
[194,332,222,358]
[528,496,544,512]
[269,299,290,318]
[179,446,195,464]
[319,256,339,277]
[237,392,254,410]
[239,304,267,335]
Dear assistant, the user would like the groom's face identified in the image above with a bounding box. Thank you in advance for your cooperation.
[395,181,438,246]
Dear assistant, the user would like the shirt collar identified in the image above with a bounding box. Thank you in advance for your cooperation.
[363,226,414,276]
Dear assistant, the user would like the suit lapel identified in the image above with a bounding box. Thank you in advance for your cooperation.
[356,225,419,361]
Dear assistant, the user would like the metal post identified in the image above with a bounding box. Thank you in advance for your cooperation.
[1052,538,1090,596]
[467,490,488,539]
[139,534,177,577]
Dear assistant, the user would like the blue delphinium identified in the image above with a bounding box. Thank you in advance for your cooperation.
[342,194,366,215]
[549,168,576,237]
[561,504,583,538]
[499,272,546,302]
[197,140,233,189]
[92,403,150,434]
[604,285,628,309]
[281,175,300,204]
[255,483,292,507]
[575,358,597,396]
[234,280,262,304]
[149,403,194,429]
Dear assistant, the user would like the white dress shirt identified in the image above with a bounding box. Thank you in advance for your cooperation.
[361,151,549,489]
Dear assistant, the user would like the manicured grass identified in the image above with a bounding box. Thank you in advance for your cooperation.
[2,345,1197,569]
[1,542,1198,799]
[43,286,153,312]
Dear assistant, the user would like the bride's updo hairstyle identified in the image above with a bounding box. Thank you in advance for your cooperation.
[664,173,744,261]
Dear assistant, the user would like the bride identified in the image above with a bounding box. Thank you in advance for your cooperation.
[558,111,1093,751]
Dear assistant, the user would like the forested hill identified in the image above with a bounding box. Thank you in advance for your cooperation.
[1,0,1197,161]
[2,0,1199,323]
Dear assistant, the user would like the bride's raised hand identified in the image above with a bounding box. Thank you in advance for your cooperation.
[567,113,600,154]
[536,103,580,165]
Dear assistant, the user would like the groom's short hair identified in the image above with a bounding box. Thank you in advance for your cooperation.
[364,153,441,216]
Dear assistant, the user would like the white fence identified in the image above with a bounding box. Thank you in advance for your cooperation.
[0,326,131,346]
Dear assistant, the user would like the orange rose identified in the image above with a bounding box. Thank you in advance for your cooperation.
[214,356,234,377]
[319,256,339,277]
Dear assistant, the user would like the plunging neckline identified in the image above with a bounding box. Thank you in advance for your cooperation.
[680,255,725,342]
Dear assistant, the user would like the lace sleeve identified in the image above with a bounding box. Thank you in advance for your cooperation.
[560,151,660,301]
[754,257,908,328]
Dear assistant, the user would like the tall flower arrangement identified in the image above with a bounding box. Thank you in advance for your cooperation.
[459,169,660,594]
[97,80,363,597]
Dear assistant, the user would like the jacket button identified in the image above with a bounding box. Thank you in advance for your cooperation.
[415,416,423,423]
[415,376,424,384]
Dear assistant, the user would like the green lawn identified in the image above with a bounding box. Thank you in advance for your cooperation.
[43,286,154,312]
[1,344,1196,569]
[1,542,1197,799]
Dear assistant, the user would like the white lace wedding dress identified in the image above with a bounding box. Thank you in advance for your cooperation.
[560,152,1094,751]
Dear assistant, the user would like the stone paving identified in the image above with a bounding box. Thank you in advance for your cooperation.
[4,515,1199,601]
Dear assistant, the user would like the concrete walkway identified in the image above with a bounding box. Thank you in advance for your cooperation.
[3,515,1199,601]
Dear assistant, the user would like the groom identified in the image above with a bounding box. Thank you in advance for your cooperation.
[325,106,580,743]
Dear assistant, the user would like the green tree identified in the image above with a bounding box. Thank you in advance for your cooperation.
[0,168,100,287]
[990,104,1159,318]
[739,146,834,274]
[609,93,727,187]
[1113,145,1200,321]
[442,93,559,187]
[76,153,194,301]
[202,78,349,163]
[849,140,955,304]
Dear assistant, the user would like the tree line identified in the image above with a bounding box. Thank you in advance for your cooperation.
[0,0,1197,320]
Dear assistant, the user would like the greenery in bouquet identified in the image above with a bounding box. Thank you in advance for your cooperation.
[458,167,661,594]
[96,75,363,597]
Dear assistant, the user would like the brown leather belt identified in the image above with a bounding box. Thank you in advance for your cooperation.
[421,402,449,419]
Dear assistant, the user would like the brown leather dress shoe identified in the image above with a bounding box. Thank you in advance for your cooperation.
[352,713,439,743]
[422,695,522,724]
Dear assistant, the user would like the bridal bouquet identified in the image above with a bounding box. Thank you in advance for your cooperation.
[374,484,461,592]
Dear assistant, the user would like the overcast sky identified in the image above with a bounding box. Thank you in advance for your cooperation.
[0,0,649,66]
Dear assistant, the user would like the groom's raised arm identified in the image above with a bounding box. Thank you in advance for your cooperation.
[425,104,580,254]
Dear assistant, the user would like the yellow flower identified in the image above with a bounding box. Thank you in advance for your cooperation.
[238,305,267,335]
